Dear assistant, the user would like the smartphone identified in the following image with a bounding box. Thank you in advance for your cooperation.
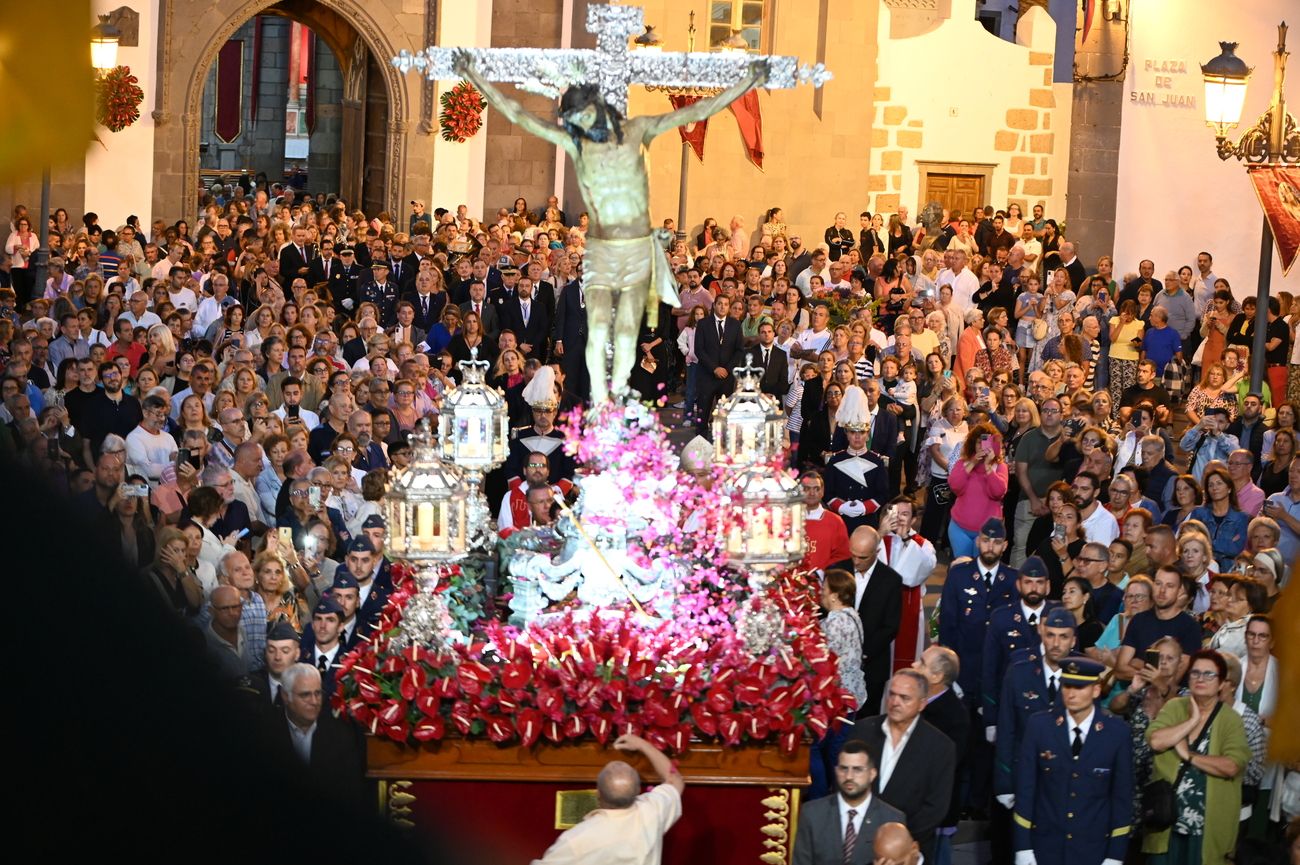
[308,485,322,509]
[235,528,250,540]
[278,526,294,549]
[1143,649,1161,668]
[942,370,953,379]
[119,483,150,498]
[46,437,60,460]
[980,434,992,451]
[1051,523,1067,544]
[176,447,190,469]
[978,385,991,402]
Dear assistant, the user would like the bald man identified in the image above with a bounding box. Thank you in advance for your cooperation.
[872,822,921,865]
[532,733,684,865]
[829,526,903,716]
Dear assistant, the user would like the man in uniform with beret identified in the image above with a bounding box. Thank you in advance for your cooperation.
[242,620,301,712]
[982,555,1057,733]
[300,595,347,698]
[1012,658,1133,865]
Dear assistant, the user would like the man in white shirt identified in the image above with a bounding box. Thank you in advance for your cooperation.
[164,266,199,312]
[794,248,832,297]
[792,741,906,865]
[193,272,237,337]
[792,302,834,361]
[532,733,683,865]
[151,244,185,281]
[125,394,178,484]
[879,498,937,673]
[1072,471,1119,546]
[945,249,979,312]
[121,291,163,330]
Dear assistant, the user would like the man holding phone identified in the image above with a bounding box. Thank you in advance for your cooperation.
[878,496,936,673]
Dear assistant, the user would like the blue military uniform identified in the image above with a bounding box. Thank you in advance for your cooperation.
[822,447,890,533]
[981,556,1058,720]
[360,262,399,328]
[936,518,1018,702]
[1013,659,1133,865]
[299,595,348,698]
[328,247,364,318]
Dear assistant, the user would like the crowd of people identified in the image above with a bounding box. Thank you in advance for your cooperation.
[0,187,1296,865]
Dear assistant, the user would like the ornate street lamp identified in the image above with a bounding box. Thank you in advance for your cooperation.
[384,418,469,563]
[437,347,509,549]
[711,360,789,467]
[91,15,122,73]
[1201,23,1300,393]
[725,466,805,587]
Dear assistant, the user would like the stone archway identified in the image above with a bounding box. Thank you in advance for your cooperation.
[152,0,431,221]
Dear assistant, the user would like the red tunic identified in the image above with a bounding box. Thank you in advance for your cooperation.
[801,508,850,572]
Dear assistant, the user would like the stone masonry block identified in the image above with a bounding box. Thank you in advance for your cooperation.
[874,87,892,101]
[1022,178,1054,196]
[1008,179,1019,195]
[1029,51,1053,66]
[867,174,888,192]
[1030,132,1055,153]
[1029,89,1056,108]
[876,193,900,213]
[880,150,902,171]
[994,130,1019,151]
[896,130,922,148]
[891,175,901,190]
[1010,156,1036,174]
[1041,157,1050,173]
[883,105,908,126]
[908,119,923,127]
[1006,109,1037,130]
[871,128,889,148]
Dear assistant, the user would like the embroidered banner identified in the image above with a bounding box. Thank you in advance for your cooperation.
[1248,165,1300,275]
[668,95,707,162]
[728,89,764,169]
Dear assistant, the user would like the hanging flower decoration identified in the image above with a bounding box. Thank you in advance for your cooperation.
[95,66,144,133]
[439,80,487,143]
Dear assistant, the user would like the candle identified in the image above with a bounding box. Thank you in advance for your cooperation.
[416,502,434,551]
[433,503,448,551]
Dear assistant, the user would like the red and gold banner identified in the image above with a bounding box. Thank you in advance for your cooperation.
[1248,165,1300,275]
[214,40,244,144]
[669,95,708,162]
[728,89,765,169]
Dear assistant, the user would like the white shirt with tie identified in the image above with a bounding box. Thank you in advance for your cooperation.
[1020,600,1045,626]
[1042,660,1061,699]
[837,793,871,844]
[313,642,341,671]
[521,299,532,328]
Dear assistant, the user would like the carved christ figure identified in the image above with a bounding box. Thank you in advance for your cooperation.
[454,50,771,403]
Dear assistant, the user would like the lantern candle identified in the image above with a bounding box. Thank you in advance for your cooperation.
[415,502,435,550]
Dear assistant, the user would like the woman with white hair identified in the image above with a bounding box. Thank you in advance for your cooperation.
[727,215,749,259]
[951,306,985,382]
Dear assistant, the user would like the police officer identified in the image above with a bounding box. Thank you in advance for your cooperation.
[982,555,1057,730]
[1012,658,1133,865]
[360,259,399,328]
[822,386,890,534]
[329,245,364,319]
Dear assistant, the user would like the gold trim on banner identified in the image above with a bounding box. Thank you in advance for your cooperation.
[555,788,600,829]
[760,787,793,865]
[378,779,415,828]
[213,39,244,145]
[1247,165,1300,276]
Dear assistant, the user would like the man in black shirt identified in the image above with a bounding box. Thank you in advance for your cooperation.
[78,361,142,459]
[1119,359,1170,425]
[1118,259,1162,307]
[1265,296,1290,400]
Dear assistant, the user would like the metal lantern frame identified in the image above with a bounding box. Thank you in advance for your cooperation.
[384,419,469,562]
[711,361,789,466]
[725,465,806,573]
[437,348,510,472]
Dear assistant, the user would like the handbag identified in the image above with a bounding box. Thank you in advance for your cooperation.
[1032,317,1049,341]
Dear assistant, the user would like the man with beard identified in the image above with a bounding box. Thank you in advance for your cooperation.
[981,555,1056,735]
[455,51,770,403]
[1072,471,1119,545]
[792,740,904,863]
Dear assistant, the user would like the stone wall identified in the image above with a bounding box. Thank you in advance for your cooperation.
[870,0,1069,223]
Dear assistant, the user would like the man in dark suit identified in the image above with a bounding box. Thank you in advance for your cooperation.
[278,663,367,811]
[914,645,970,859]
[402,273,444,335]
[387,238,416,293]
[460,280,500,343]
[501,276,550,361]
[551,279,589,404]
[306,239,338,287]
[277,226,315,282]
[846,670,957,864]
[744,321,789,398]
[693,293,744,437]
[829,525,902,717]
[793,740,906,865]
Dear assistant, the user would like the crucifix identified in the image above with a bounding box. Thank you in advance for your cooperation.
[393,2,830,405]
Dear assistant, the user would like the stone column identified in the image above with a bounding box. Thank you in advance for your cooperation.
[1065,14,1125,262]
[250,16,290,184]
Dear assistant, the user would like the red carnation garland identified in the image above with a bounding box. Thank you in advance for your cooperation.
[439,80,486,143]
[96,66,144,133]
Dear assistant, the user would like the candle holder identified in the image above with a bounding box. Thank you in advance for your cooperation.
[438,347,510,551]
[711,360,789,468]
[384,418,469,563]
[724,465,805,588]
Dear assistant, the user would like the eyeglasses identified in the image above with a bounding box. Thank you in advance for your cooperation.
[1074,556,1107,563]
[526,462,548,468]
[1187,669,1219,681]
[1245,632,1271,641]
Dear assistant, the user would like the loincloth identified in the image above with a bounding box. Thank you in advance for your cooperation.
[581,231,680,327]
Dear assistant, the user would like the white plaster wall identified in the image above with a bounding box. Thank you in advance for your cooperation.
[1113,0,1298,295]
[875,0,1070,218]
[428,0,493,218]
[83,0,159,228]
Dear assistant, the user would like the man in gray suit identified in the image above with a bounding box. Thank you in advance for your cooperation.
[794,740,905,865]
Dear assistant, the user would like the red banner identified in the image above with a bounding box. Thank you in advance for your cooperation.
[215,40,243,144]
[728,89,764,169]
[1249,165,1300,276]
[669,95,708,162]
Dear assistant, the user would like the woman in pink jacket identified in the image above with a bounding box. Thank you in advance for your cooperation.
[946,422,1009,559]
